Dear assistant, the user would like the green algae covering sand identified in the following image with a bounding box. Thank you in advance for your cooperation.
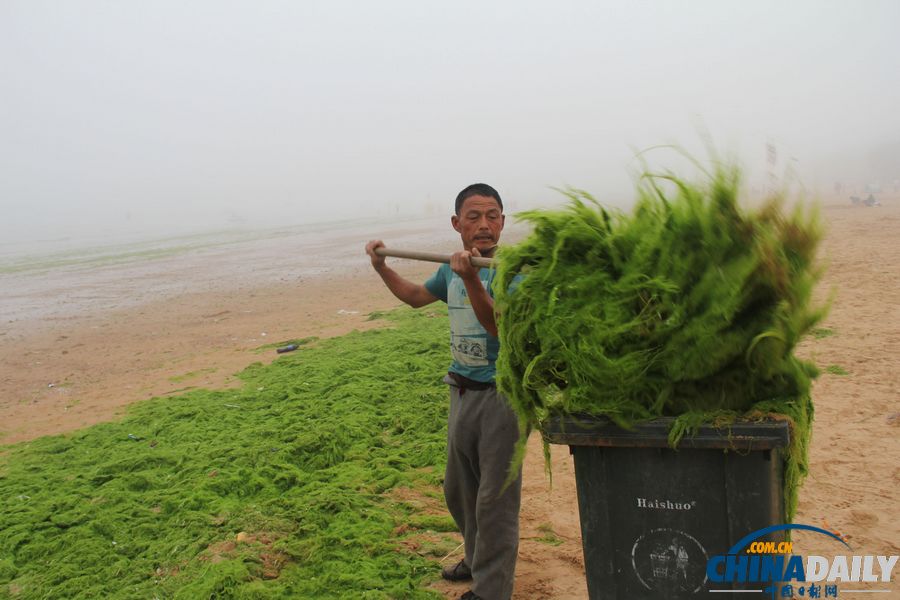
[493,162,827,520]
[0,308,455,599]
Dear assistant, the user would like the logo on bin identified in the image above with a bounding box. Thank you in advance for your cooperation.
[636,497,697,511]
[705,524,899,598]
[631,528,709,594]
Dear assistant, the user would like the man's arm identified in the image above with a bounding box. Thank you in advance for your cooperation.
[450,248,498,338]
[366,240,438,308]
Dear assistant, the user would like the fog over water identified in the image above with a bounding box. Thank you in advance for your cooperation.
[2,0,898,248]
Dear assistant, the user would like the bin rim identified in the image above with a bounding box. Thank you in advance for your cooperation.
[542,413,791,450]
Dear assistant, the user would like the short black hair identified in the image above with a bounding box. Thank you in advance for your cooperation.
[455,183,503,215]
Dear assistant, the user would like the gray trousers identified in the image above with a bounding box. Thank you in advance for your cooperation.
[443,374,523,600]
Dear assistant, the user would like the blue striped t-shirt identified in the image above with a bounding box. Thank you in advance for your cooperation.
[424,264,499,383]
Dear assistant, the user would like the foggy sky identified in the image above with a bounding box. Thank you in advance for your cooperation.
[2,0,898,244]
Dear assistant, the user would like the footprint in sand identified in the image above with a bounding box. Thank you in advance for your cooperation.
[848,510,879,528]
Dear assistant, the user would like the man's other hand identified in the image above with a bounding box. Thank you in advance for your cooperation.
[366,240,386,270]
[450,247,480,281]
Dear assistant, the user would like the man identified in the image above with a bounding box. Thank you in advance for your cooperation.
[365,183,522,600]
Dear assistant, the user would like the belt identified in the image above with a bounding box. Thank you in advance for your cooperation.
[447,371,495,395]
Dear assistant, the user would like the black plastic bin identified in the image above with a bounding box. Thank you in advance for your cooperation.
[543,415,791,599]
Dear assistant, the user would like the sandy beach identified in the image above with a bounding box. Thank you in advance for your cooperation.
[1,199,898,597]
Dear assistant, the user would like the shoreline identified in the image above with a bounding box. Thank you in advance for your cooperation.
[0,215,455,328]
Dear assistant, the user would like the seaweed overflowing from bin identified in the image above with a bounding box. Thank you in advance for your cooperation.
[494,161,826,520]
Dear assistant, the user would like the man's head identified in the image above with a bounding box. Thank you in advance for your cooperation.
[452,183,505,257]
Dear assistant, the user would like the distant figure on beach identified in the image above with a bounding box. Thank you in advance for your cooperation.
[366,184,521,600]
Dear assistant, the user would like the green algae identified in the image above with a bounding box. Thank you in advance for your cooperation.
[533,523,564,547]
[168,368,219,383]
[812,327,835,340]
[494,161,827,521]
[0,308,455,599]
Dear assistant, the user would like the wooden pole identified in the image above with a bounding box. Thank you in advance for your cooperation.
[373,246,495,269]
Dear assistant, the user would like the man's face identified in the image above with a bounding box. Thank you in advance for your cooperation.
[451,194,505,255]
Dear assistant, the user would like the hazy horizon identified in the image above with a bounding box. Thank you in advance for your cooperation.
[2,0,898,245]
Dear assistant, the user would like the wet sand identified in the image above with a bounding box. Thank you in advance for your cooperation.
[1,200,898,597]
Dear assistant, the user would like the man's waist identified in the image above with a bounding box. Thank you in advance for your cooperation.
[446,371,495,391]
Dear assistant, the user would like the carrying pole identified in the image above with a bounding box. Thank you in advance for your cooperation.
[373,246,495,269]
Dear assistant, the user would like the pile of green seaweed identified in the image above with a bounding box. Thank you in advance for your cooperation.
[494,162,826,519]
[0,308,455,599]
